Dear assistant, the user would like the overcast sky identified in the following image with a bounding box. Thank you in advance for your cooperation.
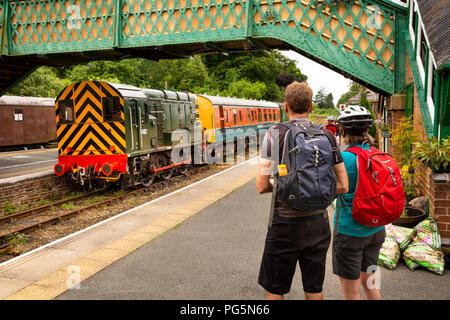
[281,50,352,106]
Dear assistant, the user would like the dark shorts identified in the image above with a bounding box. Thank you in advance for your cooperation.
[332,228,386,280]
[258,211,331,295]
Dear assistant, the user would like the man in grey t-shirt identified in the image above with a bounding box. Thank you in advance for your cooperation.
[256,82,348,300]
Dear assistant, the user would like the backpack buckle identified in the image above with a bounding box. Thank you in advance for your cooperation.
[289,146,301,154]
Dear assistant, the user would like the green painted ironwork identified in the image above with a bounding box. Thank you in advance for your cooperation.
[436,67,450,139]
[0,0,408,95]
[404,30,433,137]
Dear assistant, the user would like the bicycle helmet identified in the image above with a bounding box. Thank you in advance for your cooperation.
[337,105,373,134]
[326,115,335,121]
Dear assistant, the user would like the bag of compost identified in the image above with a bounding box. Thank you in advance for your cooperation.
[378,236,401,270]
[414,217,441,251]
[386,224,415,250]
[403,240,445,275]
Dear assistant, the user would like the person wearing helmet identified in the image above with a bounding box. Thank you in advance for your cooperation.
[325,115,338,135]
[333,105,385,300]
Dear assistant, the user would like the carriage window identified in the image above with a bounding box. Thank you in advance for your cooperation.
[58,100,74,123]
[239,110,242,122]
[129,101,137,125]
[14,109,23,122]
[141,106,146,124]
[103,96,121,121]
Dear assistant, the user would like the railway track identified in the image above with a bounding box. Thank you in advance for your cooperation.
[0,164,213,245]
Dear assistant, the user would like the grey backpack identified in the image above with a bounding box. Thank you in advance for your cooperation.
[276,121,338,210]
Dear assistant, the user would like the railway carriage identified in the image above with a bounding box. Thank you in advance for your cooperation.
[197,94,280,159]
[54,80,285,188]
[277,102,289,123]
[0,96,56,149]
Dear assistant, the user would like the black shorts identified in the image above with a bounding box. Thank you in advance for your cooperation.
[332,228,386,280]
[258,212,331,295]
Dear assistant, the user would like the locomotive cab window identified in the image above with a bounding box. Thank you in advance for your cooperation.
[140,106,146,124]
[58,100,74,123]
[103,96,121,121]
[14,109,23,122]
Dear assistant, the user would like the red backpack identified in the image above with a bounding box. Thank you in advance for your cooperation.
[345,146,405,227]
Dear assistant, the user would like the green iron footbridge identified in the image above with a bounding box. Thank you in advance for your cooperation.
[4,0,448,139]
[0,0,410,96]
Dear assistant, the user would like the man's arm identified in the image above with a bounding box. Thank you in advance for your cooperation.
[256,158,274,194]
[334,162,349,194]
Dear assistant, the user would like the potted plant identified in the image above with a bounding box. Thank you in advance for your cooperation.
[379,123,391,138]
[400,164,421,202]
[412,137,450,173]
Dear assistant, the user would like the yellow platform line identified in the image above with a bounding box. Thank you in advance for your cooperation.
[4,170,257,300]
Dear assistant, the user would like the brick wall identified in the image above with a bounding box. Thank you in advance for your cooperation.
[431,174,450,238]
[0,174,77,215]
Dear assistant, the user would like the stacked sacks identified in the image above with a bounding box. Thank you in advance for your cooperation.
[403,217,445,275]
[378,217,445,275]
[378,224,414,270]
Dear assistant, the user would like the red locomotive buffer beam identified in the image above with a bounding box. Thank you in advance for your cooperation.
[56,154,128,176]
[152,159,192,173]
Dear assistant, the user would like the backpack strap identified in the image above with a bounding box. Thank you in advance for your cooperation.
[320,126,340,164]
[278,121,297,168]
[345,145,364,155]
[268,122,295,229]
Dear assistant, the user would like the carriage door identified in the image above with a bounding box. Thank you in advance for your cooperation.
[128,100,139,151]
[138,101,151,151]
[219,106,225,132]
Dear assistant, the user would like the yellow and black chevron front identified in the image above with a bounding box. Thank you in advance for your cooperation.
[55,81,126,156]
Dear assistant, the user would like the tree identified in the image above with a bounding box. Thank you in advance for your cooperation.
[225,79,266,100]
[313,88,334,109]
[201,50,306,101]
[66,59,148,87]
[325,93,334,109]
[276,72,305,89]
[6,50,307,101]
[6,67,70,98]
[336,81,361,107]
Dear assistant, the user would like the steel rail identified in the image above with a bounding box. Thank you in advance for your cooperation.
[0,165,211,243]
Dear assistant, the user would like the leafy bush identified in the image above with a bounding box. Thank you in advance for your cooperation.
[413,137,450,172]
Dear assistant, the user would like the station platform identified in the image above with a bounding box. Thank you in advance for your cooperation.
[0,157,449,300]
[0,148,57,182]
